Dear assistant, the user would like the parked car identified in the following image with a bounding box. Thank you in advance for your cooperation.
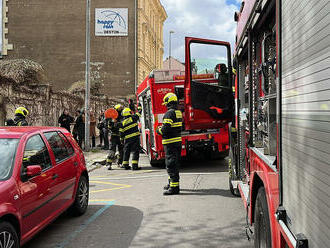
[0,127,89,248]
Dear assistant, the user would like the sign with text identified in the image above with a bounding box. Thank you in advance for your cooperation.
[95,8,128,36]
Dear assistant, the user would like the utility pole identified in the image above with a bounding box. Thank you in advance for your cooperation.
[84,0,91,151]
[169,30,174,70]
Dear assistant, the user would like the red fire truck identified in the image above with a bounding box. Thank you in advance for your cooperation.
[137,42,234,165]
[227,0,330,247]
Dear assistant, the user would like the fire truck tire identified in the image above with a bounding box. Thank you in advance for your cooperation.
[254,187,272,248]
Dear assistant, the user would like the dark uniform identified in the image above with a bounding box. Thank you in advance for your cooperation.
[157,93,182,195]
[106,109,124,170]
[120,108,141,170]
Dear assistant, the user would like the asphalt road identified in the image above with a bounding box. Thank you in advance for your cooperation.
[24,154,252,248]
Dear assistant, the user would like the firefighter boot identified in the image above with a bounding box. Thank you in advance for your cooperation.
[164,177,170,190]
[106,158,112,170]
[122,161,131,170]
[163,181,180,195]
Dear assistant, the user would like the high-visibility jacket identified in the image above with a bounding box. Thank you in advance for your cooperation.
[119,114,140,141]
[157,107,182,145]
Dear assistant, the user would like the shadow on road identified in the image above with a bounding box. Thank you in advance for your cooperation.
[23,204,143,248]
[179,188,236,198]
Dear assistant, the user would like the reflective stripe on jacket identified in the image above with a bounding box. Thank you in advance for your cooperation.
[157,108,182,145]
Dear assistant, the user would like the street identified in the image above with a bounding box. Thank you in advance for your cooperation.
[24,153,252,248]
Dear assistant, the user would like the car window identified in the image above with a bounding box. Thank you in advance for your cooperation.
[23,135,52,171]
[0,139,19,180]
[57,132,74,155]
[44,132,70,163]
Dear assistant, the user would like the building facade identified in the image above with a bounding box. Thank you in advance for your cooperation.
[137,0,167,85]
[2,0,166,96]
[5,0,136,97]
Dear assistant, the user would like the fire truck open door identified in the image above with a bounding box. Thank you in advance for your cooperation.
[184,37,234,130]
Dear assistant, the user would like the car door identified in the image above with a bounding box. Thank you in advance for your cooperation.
[184,37,234,130]
[18,134,58,236]
[43,131,77,207]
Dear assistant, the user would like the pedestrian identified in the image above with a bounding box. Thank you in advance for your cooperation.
[106,104,124,170]
[120,107,141,170]
[73,110,81,142]
[13,107,29,126]
[90,111,96,148]
[58,110,74,132]
[102,114,109,150]
[156,93,182,195]
[97,113,105,147]
[75,111,85,148]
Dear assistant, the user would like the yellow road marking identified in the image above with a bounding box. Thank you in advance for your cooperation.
[90,170,156,179]
[90,180,132,193]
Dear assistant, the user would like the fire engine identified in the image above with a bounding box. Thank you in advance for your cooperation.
[227,0,330,247]
[137,41,234,165]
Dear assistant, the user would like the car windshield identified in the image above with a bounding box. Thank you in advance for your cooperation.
[0,139,19,180]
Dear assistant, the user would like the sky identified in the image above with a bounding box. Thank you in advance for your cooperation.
[160,0,241,63]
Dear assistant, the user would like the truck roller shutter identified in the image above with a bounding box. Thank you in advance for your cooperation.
[281,0,330,247]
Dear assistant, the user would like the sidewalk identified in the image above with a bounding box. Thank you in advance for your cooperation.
[83,148,108,172]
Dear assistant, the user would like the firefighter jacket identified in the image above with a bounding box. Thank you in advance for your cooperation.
[119,114,140,141]
[157,107,182,145]
[14,115,28,126]
[108,115,123,136]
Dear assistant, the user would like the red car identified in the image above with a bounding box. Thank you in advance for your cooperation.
[0,127,89,247]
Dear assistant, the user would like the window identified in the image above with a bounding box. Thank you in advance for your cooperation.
[44,132,71,162]
[23,135,52,170]
[57,132,74,155]
[0,139,19,180]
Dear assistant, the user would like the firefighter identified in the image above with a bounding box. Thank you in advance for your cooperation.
[14,107,29,126]
[106,104,124,170]
[120,107,141,170]
[156,93,182,195]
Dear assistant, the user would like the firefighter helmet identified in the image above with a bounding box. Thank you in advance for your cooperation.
[114,104,123,111]
[15,107,29,117]
[122,107,132,117]
[162,93,178,106]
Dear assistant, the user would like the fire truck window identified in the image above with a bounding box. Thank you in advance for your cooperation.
[143,96,150,129]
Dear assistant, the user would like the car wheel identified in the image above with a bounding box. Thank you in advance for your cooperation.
[254,187,272,248]
[0,222,19,248]
[70,176,89,216]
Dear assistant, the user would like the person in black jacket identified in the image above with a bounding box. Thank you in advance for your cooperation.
[75,111,85,148]
[14,107,29,126]
[106,104,124,170]
[156,93,182,195]
[120,107,141,170]
[58,110,74,132]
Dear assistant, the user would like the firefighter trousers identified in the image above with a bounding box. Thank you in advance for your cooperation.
[107,135,123,165]
[164,142,182,185]
[123,137,140,167]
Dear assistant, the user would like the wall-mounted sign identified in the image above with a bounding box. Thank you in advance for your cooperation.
[95,8,128,36]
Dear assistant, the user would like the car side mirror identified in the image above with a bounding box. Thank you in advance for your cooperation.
[26,165,42,178]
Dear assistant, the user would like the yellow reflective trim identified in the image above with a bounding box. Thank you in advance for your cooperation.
[122,117,133,126]
[158,127,163,135]
[123,123,138,132]
[170,182,179,187]
[136,112,141,117]
[125,132,140,139]
[132,160,138,164]
[123,161,129,165]
[106,159,112,163]
[171,122,182,127]
[163,118,173,124]
[175,110,182,119]
[162,137,182,144]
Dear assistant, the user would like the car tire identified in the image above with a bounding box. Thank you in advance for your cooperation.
[0,221,19,248]
[254,187,272,248]
[69,175,89,216]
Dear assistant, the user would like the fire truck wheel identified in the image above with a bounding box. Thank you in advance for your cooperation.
[254,187,271,248]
